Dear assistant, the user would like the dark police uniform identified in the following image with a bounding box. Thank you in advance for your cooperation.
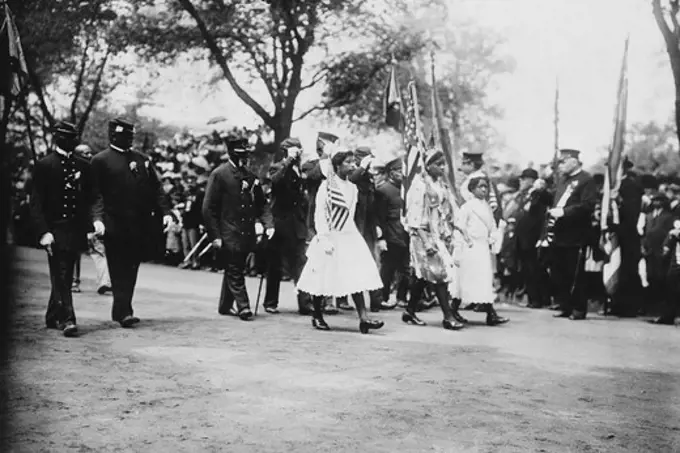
[264,139,310,313]
[374,172,410,306]
[550,158,599,319]
[30,138,93,335]
[90,118,169,327]
[202,141,272,318]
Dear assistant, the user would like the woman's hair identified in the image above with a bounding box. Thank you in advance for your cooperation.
[331,150,354,171]
[468,176,489,192]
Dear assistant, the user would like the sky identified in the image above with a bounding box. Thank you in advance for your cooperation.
[109,0,674,168]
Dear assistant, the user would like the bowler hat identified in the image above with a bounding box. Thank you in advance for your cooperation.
[226,137,251,154]
[520,168,539,180]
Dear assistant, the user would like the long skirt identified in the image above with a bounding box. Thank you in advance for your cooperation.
[458,239,496,304]
[297,228,383,297]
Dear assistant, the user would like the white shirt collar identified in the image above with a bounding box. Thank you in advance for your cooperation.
[110,144,128,153]
[569,168,583,178]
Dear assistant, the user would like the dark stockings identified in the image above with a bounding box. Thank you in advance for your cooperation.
[313,292,371,322]
[408,280,455,322]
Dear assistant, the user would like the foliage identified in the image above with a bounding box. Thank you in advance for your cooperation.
[625,120,680,175]
[652,0,680,152]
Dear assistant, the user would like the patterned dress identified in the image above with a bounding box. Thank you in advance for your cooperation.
[405,173,457,284]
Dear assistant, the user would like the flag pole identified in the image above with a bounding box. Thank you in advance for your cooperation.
[553,76,559,173]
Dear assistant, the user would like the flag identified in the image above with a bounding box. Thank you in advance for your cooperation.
[402,81,426,216]
[326,175,350,231]
[430,56,462,206]
[1,3,28,97]
[383,63,402,131]
[601,36,630,296]
[552,77,560,173]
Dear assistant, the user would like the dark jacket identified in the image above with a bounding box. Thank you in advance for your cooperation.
[515,187,553,250]
[301,159,325,239]
[374,179,408,248]
[202,160,272,253]
[268,157,308,241]
[30,151,93,252]
[91,147,169,255]
[349,166,378,247]
[551,169,599,248]
[643,210,676,280]
[182,190,204,230]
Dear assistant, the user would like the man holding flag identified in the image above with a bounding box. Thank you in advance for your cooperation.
[549,149,599,320]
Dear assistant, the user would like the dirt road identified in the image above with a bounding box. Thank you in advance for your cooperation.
[2,247,680,452]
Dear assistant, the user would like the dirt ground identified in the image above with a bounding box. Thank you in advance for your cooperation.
[2,246,680,453]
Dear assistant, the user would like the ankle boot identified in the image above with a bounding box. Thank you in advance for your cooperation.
[451,298,468,324]
[486,304,509,326]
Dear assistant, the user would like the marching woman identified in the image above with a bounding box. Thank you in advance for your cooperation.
[402,149,466,330]
[454,176,509,326]
[297,146,385,334]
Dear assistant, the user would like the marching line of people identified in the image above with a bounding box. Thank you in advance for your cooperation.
[29,117,680,338]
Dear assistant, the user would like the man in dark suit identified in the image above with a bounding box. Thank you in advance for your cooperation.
[30,121,93,337]
[642,193,676,312]
[514,170,553,308]
[610,158,644,317]
[202,137,273,320]
[549,149,599,320]
[90,118,171,328]
[263,137,311,314]
[374,157,410,310]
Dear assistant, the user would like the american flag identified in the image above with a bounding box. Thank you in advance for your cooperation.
[326,175,350,231]
[601,36,629,296]
[402,81,425,216]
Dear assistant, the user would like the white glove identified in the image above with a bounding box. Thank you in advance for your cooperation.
[360,155,373,169]
[255,222,264,236]
[266,227,275,240]
[288,147,302,160]
[549,207,564,219]
[93,220,105,236]
[39,233,54,247]
[163,215,173,227]
[40,233,54,256]
[377,239,388,252]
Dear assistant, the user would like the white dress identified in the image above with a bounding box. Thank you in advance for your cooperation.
[297,175,384,297]
[455,198,497,304]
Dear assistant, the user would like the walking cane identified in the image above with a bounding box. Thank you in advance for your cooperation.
[254,273,265,316]
[182,233,208,263]
[253,232,268,316]
[197,242,213,259]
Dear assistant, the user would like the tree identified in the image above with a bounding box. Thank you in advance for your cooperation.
[7,0,129,147]
[625,119,680,175]
[652,0,680,152]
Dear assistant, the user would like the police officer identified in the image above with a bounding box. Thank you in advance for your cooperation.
[549,149,599,320]
[90,118,172,328]
[202,137,273,320]
[30,121,93,337]
[263,137,311,314]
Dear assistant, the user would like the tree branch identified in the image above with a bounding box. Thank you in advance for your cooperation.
[300,67,329,91]
[653,0,677,52]
[70,37,91,124]
[176,0,275,127]
[77,49,110,132]
[25,61,55,127]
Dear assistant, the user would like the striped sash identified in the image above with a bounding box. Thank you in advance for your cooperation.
[326,176,350,231]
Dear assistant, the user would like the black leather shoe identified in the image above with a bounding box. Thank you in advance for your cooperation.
[402,311,426,326]
[359,319,384,334]
[97,285,112,295]
[442,319,464,330]
[569,311,586,321]
[453,311,469,324]
[312,317,330,331]
[119,315,136,328]
[648,317,675,325]
[238,308,253,321]
[63,322,79,337]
